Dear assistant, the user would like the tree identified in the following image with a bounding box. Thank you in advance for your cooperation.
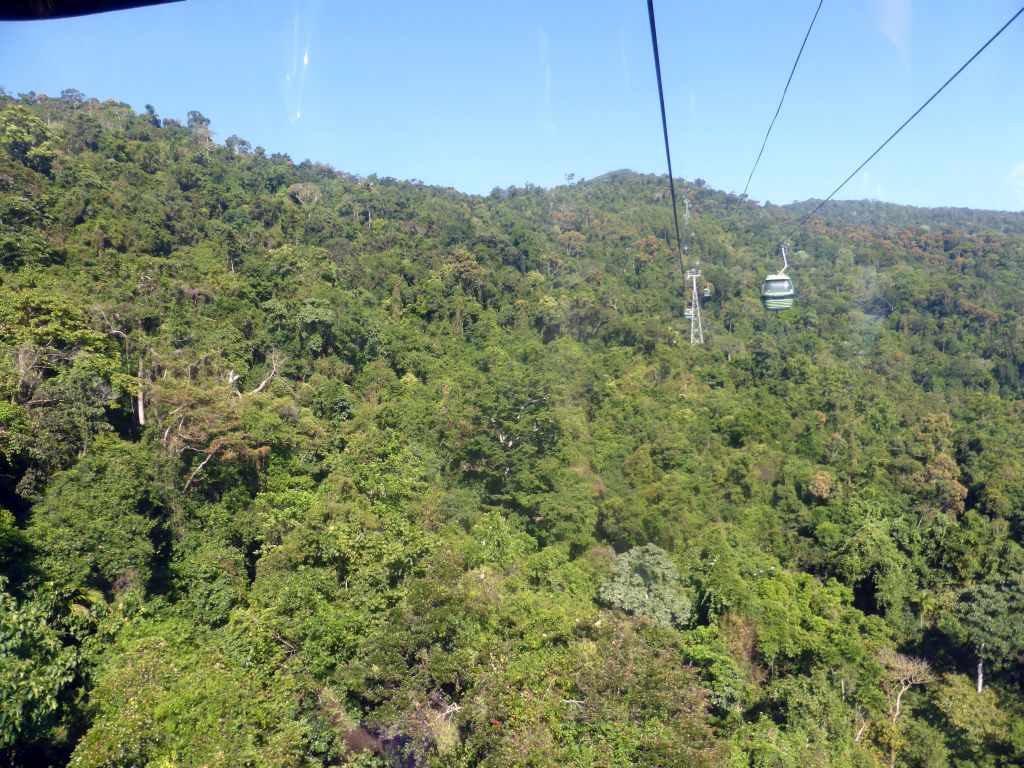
[27,438,167,593]
[225,134,251,154]
[933,673,1010,762]
[599,543,692,628]
[877,650,933,768]
[4,89,1024,768]
[0,510,26,575]
[634,235,662,275]
[59,89,85,109]
[956,566,1024,692]
[879,650,932,723]
[0,582,77,753]
[186,109,213,149]
[0,106,52,170]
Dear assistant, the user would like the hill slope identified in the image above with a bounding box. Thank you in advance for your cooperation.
[2,91,1024,768]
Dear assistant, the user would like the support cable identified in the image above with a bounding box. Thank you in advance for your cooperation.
[646,0,686,281]
[742,0,825,199]
[776,4,1024,251]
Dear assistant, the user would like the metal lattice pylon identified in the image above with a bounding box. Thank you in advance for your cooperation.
[686,267,704,345]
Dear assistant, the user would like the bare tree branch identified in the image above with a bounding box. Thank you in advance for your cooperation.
[246,349,284,396]
[183,449,216,492]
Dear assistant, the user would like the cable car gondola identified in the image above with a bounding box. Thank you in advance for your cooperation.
[761,244,794,311]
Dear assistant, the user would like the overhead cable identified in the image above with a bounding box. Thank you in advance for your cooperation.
[646,0,686,280]
[777,4,1024,250]
[742,0,825,199]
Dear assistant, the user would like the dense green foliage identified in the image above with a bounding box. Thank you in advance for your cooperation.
[2,88,1024,767]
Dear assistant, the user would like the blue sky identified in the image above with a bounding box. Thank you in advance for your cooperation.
[1,0,1022,210]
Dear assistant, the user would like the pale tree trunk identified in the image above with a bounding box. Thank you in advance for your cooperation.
[894,687,905,720]
[977,655,984,693]
[137,358,146,426]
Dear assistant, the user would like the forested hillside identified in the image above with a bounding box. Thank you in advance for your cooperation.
[3,89,1024,768]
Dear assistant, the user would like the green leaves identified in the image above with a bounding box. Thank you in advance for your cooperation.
[0,581,77,750]
[27,438,166,593]
[4,93,1024,767]
[68,619,324,768]
[0,106,50,168]
[599,543,692,629]
[955,561,1024,677]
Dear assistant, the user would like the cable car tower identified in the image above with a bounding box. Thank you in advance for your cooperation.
[680,198,705,344]
[684,265,704,345]
[647,0,706,345]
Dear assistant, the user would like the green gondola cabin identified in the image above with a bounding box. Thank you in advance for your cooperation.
[761,273,794,310]
[761,243,795,310]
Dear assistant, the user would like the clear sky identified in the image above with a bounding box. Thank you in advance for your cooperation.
[1,0,1022,210]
